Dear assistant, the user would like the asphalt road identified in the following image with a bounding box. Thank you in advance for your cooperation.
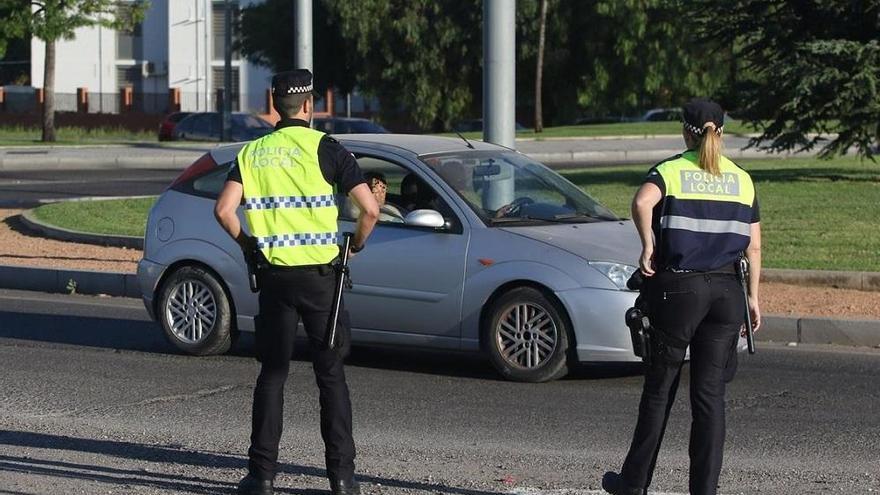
[0,168,179,208]
[0,289,878,495]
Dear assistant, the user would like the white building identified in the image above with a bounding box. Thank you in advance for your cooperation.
[31,0,272,114]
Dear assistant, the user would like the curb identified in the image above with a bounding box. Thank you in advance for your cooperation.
[525,147,805,165]
[758,316,880,348]
[761,268,880,292]
[0,265,140,298]
[20,208,144,250]
[2,264,878,348]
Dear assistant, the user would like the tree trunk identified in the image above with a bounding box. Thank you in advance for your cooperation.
[534,0,549,133]
[42,39,56,142]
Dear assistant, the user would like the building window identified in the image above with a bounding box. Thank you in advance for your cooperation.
[117,66,142,91]
[212,1,240,61]
[212,67,240,111]
[116,7,143,61]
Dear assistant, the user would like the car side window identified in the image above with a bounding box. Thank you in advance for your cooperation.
[339,156,460,232]
[191,162,234,197]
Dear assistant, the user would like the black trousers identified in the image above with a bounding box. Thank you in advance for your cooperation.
[248,263,355,482]
[620,271,743,495]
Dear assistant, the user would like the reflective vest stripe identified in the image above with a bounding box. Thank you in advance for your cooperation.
[244,194,337,210]
[660,215,751,236]
[256,232,338,249]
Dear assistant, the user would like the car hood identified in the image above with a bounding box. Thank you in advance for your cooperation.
[500,220,641,265]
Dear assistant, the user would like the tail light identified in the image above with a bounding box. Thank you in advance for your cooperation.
[169,154,218,189]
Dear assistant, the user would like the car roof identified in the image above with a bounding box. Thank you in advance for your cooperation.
[209,133,508,164]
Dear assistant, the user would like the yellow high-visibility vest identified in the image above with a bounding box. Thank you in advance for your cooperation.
[237,126,339,266]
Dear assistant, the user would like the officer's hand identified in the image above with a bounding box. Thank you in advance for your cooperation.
[639,246,655,277]
[237,233,257,254]
[747,296,761,332]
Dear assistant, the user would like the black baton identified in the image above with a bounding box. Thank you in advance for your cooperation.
[736,257,756,354]
[326,232,354,350]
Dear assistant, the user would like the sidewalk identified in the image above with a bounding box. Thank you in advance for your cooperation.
[0,134,814,171]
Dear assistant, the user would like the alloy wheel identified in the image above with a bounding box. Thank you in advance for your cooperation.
[495,302,558,369]
[165,279,217,344]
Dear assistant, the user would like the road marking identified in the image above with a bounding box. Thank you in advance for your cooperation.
[511,488,689,495]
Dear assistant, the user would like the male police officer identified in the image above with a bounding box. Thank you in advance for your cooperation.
[214,69,379,495]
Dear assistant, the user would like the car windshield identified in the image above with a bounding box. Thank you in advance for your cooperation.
[420,151,618,226]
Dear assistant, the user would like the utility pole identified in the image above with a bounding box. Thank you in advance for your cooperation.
[482,0,516,210]
[295,0,313,71]
[221,0,233,141]
[483,0,516,149]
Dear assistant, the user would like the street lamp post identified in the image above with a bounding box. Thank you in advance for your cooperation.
[221,0,232,141]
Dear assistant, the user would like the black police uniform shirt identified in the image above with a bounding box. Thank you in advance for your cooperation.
[643,152,760,271]
[226,118,366,195]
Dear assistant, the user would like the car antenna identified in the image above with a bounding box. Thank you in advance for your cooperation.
[455,131,476,149]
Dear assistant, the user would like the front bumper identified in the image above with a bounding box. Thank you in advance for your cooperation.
[136,258,167,321]
[555,287,640,363]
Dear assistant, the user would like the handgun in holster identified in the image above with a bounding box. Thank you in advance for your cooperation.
[241,237,265,293]
[624,271,653,365]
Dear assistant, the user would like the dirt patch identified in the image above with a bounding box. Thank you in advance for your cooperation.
[0,209,139,273]
[761,282,880,320]
[1,208,878,320]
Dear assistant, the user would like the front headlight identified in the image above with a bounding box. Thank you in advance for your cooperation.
[588,262,637,290]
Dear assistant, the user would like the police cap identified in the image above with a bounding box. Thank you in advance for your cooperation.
[271,69,314,97]
[682,98,724,135]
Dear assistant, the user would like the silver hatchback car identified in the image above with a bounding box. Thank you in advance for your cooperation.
[137,135,641,382]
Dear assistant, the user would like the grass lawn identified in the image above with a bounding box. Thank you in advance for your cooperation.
[560,156,880,271]
[31,197,156,238]
[442,119,757,140]
[0,126,157,146]
[28,155,879,271]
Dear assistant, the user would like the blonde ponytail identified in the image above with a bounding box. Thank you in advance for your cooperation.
[698,123,722,176]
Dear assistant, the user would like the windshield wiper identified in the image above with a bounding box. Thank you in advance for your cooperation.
[550,212,613,222]
[487,216,548,225]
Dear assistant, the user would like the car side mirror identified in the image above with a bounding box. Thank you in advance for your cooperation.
[404,209,446,229]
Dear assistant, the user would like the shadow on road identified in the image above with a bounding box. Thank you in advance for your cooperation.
[0,430,502,495]
[0,308,642,382]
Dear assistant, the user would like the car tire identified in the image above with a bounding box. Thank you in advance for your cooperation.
[157,265,233,356]
[482,287,572,382]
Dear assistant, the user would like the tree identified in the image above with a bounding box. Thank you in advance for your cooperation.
[0,0,147,142]
[236,0,357,95]
[534,0,549,133]
[694,0,880,159]
[323,0,484,131]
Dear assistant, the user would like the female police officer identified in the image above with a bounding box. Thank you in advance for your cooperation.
[602,98,762,495]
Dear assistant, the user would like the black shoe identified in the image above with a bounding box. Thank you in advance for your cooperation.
[237,474,274,495]
[330,477,360,495]
[601,471,645,495]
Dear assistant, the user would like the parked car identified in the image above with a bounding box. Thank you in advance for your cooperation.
[157,112,192,141]
[573,116,626,125]
[137,134,641,382]
[172,112,273,142]
[313,117,389,134]
[636,108,682,122]
[452,119,528,133]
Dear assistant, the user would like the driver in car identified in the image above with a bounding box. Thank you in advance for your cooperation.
[361,172,405,223]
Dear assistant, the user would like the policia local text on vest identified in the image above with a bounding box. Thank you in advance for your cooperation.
[602,98,762,495]
[214,69,380,495]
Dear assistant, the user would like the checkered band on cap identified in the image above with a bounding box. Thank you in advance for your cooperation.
[272,84,313,95]
[256,232,338,249]
[683,121,723,136]
[244,194,336,210]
